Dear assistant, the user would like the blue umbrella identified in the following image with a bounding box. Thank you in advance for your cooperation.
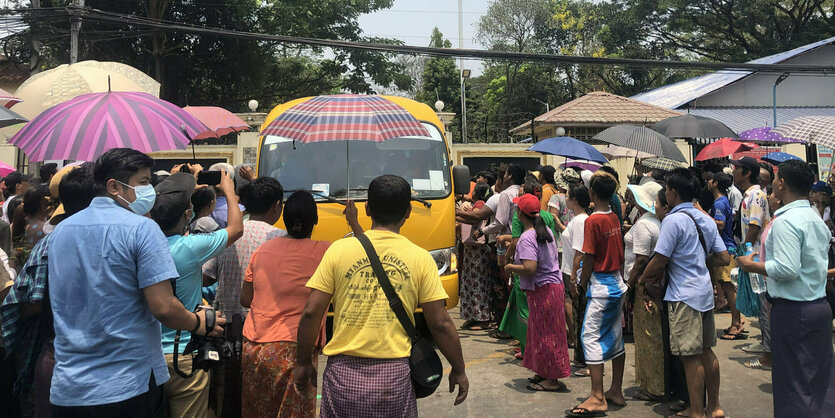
[761,151,801,166]
[528,136,609,164]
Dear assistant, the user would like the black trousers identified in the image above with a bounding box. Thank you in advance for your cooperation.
[771,297,835,418]
[53,372,166,418]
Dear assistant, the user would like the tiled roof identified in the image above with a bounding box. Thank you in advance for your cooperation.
[685,106,835,133]
[631,36,835,109]
[511,91,681,133]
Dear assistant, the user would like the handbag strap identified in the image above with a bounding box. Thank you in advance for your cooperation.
[680,211,708,255]
[356,234,421,341]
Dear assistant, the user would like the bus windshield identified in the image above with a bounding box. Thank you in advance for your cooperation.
[258,122,451,200]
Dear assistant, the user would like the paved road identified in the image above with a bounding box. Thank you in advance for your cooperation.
[415,308,776,417]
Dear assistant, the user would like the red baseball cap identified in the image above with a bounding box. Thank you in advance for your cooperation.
[513,193,540,217]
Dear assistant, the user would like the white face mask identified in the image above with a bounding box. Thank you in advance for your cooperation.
[117,181,156,215]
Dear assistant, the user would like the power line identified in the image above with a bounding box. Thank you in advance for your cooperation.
[67,7,835,74]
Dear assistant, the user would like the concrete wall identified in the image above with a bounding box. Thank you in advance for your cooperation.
[696,45,835,107]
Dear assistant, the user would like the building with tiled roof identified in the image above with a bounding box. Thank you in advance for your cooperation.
[510,91,681,142]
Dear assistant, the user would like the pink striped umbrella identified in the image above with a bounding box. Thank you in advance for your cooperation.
[9,91,208,162]
[184,106,250,140]
[0,87,21,109]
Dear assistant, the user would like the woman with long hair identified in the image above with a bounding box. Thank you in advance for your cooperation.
[505,193,570,392]
[240,191,330,417]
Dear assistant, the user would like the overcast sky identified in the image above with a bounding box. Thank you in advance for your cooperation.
[357,0,490,74]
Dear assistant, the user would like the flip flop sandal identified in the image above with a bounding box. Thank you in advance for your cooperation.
[722,327,749,334]
[527,381,569,393]
[720,332,748,340]
[489,330,513,340]
[669,402,688,413]
[744,359,772,371]
[528,375,544,384]
[514,352,523,360]
[573,369,605,377]
[742,343,766,353]
[632,390,661,402]
[565,406,607,417]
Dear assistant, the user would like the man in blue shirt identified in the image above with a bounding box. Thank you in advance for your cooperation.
[737,160,835,418]
[47,148,225,417]
[704,172,745,340]
[150,166,244,417]
[640,168,729,418]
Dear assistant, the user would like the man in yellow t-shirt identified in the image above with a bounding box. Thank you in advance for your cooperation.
[294,175,469,417]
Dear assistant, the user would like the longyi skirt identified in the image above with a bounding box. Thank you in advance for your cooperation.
[522,282,571,379]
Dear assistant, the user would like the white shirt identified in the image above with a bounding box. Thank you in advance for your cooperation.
[728,184,743,216]
[560,213,588,277]
[624,212,660,279]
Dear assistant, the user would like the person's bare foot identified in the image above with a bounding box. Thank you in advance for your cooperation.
[603,388,625,407]
[571,395,607,415]
[708,406,726,418]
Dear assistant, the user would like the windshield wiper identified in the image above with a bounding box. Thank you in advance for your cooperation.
[412,197,432,208]
[285,189,346,206]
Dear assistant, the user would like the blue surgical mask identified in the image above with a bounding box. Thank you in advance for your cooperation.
[117,181,156,215]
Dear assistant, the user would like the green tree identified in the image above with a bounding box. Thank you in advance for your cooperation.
[416,28,460,124]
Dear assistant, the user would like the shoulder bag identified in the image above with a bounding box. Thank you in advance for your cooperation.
[645,211,708,300]
[356,234,443,398]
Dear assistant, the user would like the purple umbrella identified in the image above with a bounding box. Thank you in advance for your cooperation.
[738,127,803,144]
[9,91,208,162]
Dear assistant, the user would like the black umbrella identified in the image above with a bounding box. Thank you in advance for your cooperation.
[650,114,737,139]
[593,124,687,162]
[0,106,27,129]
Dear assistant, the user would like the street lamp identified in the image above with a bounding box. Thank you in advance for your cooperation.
[772,72,789,127]
[461,69,471,143]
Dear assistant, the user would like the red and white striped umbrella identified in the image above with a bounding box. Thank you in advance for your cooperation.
[0,87,21,109]
[183,106,250,140]
[9,91,208,162]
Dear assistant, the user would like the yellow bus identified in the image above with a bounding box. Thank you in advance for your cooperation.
[256,95,470,311]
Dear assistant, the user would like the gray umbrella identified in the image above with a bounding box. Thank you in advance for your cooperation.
[0,106,27,129]
[650,114,737,139]
[593,124,687,162]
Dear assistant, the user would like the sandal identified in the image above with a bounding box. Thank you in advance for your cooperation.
[527,381,568,392]
[573,368,603,377]
[514,352,523,360]
[489,330,513,340]
[565,406,607,417]
[744,359,772,371]
[722,326,748,334]
[720,332,748,340]
[632,390,662,402]
[528,375,544,384]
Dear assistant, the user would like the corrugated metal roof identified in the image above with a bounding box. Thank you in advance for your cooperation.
[685,107,835,132]
[631,36,835,109]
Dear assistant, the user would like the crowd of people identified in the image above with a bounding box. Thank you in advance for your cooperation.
[455,158,835,418]
[0,148,468,418]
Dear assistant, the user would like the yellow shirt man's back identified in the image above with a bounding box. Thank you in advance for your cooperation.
[306,230,448,358]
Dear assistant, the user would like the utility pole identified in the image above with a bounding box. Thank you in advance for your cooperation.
[458,0,466,143]
[70,0,85,64]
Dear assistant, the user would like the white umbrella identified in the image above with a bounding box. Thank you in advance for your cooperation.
[600,144,653,160]
[772,116,835,149]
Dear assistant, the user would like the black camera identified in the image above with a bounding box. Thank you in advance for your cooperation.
[173,307,243,378]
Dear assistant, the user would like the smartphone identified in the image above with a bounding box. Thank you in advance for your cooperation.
[197,170,222,186]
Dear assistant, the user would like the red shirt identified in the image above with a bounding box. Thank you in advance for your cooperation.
[582,211,624,273]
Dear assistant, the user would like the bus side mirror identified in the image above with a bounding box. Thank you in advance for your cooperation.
[452,165,471,195]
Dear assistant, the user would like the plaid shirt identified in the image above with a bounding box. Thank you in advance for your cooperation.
[1,234,50,396]
[203,220,285,317]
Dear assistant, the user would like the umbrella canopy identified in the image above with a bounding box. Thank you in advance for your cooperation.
[593,124,686,162]
[600,144,653,160]
[9,91,208,162]
[528,136,609,164]
[695,137,759,161]
[183,106,250,140]
[773,116,835,148]
[0,87,21,109]
[651,114,737,139]
[260,94,429,142]
[761,151,802,166]
[738,126,803,144]
[642,157,687,172]
[12,60,161,119]
[0,161,15,177]
[0,106,27,129]
[560,159,602,172]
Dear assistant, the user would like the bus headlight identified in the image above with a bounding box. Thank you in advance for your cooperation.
[430,246,458,276]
